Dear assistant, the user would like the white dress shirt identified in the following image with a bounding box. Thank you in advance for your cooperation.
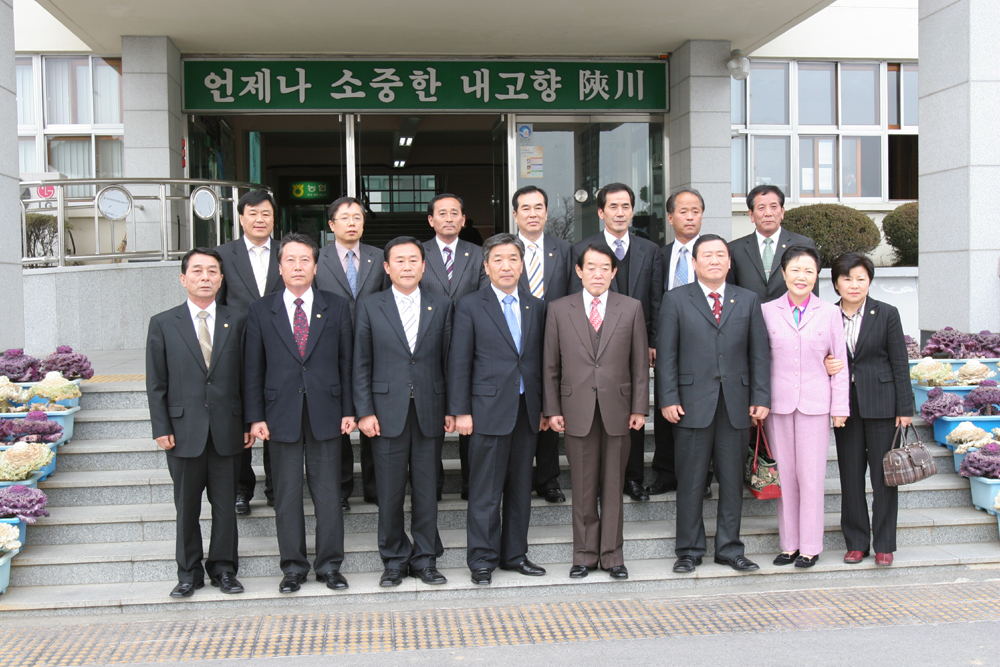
[186,299,217,344]
[243,235,271,294]
[697,280,726,313]
[667,235,699,290]
[519,232,545,267]
[491,284,520,329]
[282,287,314,331]
[391,286,421,317]
[335,240,361,275]
[604,229,629,255]
[434,236,459,263]
[582,288,608,322]
[754,228,782,263]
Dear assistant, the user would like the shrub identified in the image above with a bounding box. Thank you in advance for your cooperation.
[882,201,918,266]
[781,204,881,267]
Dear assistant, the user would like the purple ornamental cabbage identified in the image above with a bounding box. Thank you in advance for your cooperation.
[904,335,922,360]
[2,411,63,442]
[971,331,1000,359]
[0,485,49,523]
[919,386,966,424]
[0,349,41,382]
[963,380,1000,416]
[958,442,1000,479]
[40,346,94,381]
[922,327,981,359]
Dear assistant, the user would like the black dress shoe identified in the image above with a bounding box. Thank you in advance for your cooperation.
[541,488,566,503]
[714,555,760,571]
[607,565,629,580]
[461,490,469,501]
[364,496,379,506]
[380,569,403,587]
[409,566,447,585]
[672,556,702,573]
[646,481,676,495]
[210,572,244,594]
[278,572,306,593]
[500,559,546,576]
[625,480,649,502]
[169,580,204,598]
[471,568,492,585]
[341,498,351,512]
[794,554,819,568]
[318,570,349,590]
[235,493,251,516]
[569,565,590,578]
[773,551,799,566]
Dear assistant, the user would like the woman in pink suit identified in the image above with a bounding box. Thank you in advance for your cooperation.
[761,245,850,568]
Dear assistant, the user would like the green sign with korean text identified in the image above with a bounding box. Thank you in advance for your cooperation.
[289,181,330,200]
[183,60,668,113]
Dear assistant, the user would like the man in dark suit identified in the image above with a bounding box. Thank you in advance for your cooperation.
[146,248,249,598]
[569,183,663,503]
[449,233,547,585]
[244,233,356,594]
[727,184,818,303]
[421,193,489,499]
[513,185,572,505]
[657,234,771,574]
[354,236,452,587]
[216,190,281,517]
[315,196,389,510]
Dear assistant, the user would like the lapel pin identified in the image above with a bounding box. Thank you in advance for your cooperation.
[782,244,787,248]
[730,299,735,303]
[316,314,322,318]
[224,323,229,328]
[870,310,875,315]
[427,306,433,310]
[548,252,553,257]
[525,305,530,309]
[464,252,469,257]
[367,259,371,263]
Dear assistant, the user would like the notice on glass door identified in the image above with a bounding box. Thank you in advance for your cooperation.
[520,146,544,178]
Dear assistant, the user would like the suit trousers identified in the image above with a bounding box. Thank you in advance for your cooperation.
[238,438,272,501]
[674,387,749,560]
[835,385,898,553]
[372,400,444,569]
[564,404,630,568]
[165,434,241,583]
[270,401,344,575]
[764,411,830,556]
[438,433,471,497]
[533,428,562,493]
[466,395,536,570]
[341,431,377,502]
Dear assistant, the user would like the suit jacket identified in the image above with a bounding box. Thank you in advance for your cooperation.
[314,242,389,322]
[569,232,663,340]
[542,292,649,437]
[146,303,247,458]
[517,234,573,301]
[726,228,819,302]
[216,238,282,315]
[243,288,354,443]
[353,289,453,439]
[421,238,488,302]
[656,282,770,430]
[447,286,545,435]
[842,297,913,419]
[762,296,850,417]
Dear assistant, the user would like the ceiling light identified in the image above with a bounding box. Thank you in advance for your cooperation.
[726,50,750,81]
[405,137,413,146]
[398,137,407,146]
[394,160,406,168]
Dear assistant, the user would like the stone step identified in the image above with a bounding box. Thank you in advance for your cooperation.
[80,382,148,410]
[73,409,153,440]
[9,504,997,587]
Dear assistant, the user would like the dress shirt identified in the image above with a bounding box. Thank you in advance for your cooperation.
[335,240,361,275]
[186,299,217,345]
[391,286,421,318]
[604,229,629,255]
[243,235,271,291]
[518,232,545,265]
[582,288,609,322]
[697,281,726,313]
[282,287,314,332]
[434,236,459,263]
[754,228,781,263]
[788,293,811,328]
[491,284,520,329]
[840,298,867,354]
[667,235,699,290]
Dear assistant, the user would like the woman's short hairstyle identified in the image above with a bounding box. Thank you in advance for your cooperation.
[830,252,875,294]
[779,244,821,272]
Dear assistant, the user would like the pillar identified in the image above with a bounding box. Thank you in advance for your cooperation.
[1,0,25,349]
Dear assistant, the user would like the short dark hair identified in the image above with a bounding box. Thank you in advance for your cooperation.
[692,234,730,259]
[384,235,425,261]
[575,242,618,271]
[596,183,635,209]
[237,189,276,216]
[181,247,223,275]
[780,244,821,272]
[830,251,875,295]
[512,185,548,210]
[666,188,705,214]
[277,232,319,262]
[746,185,785,211]
[427,193,464,216]
[327,196,365,223]
[482,233,525,262]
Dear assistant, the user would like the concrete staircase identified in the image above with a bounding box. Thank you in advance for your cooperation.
[2,380,999,615]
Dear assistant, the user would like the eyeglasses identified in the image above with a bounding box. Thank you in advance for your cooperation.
[335,215,364,224]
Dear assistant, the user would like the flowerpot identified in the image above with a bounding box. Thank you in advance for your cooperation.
[910,358,1000,374]
[0,440,57,481]
[932,415,1000,446]
[954,447,978,473]
[0,405,80,442]
[14,378,83,408]
[0,517,26,546]
[0,471,43,489]
[968,475,1000,516]
[912,384,975,413]
[0,549,16,594]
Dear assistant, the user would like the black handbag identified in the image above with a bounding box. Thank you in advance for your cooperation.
[883,424,938,487]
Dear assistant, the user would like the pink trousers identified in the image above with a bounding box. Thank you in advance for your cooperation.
[764,411,830,556]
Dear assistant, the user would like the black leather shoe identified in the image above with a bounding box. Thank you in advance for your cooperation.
[703,485,713,499]
[380,569,403,587]
[672,556,702,573]
[773,551,799,566]
[341,498,351,512]
[607,565,629,579]
[318,570,349,590]
[278,572,306,593]
[569,565,590,578]
[795,554,819,568]
[500,559,546,576]
[541,488,566,503]
[409,566,447,584]
[646,481,676,495]
[364,496,379,506]
[235,493,251,516]
[625,480,649,502]
[714,555,760,571]
[169,580,204,598]
[471,568,492,585]
[210,572,244,594]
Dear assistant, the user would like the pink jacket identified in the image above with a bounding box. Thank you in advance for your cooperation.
[762,296,850,417]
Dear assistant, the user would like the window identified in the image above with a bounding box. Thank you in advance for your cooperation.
[752,136,789,194]
[887,65,900,128]
[749,62,789,125]
[364,174,436,213]
[798,63,836,125]
[731,78,746,125]
[18,137,37,173]
[92,58,122,125]
[842,136,881,197]
[731,135,747,196]
[16,57,35,126]
[45,57,92,125]
[799,136,837,197]
[903,65,919,126]
[841,64,879,126]
[96,136,124,178]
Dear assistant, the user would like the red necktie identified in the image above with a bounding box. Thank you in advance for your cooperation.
[589,297,603,332]
[709,292,722,324]
[293,298,309,357]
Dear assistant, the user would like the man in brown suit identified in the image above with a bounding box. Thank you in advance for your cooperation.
[542,242,648,580]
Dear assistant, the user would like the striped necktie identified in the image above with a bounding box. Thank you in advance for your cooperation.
[400,295,417,353]
[762,238,774,281]
[673,246,689,288]
[345,249,358,298]
[197,311,212,368]
[443,246,454,283]
[527,243,544,298]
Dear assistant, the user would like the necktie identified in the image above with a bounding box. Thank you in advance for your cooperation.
[527,243,544,298]
[762,238,774,281]
[502,295,523,394]
[251,246,267,297]
[197,311,212,368]
[614,238,626,261]
[589,297,603,332]
[673,246,689,289]
[293,298,309,357]
[401,294,417,353]
[709,292,722,324]
[443,246,454,283]
[793,306,803,328]
[345,249,358,298]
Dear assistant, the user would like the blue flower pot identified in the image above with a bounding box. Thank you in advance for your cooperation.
[913,384,975,413]
[0,472,42,489]
[932,415,1000,446]
[968,475,1000,515]
[910,358,1000,374]
[954,447,979,473]
[0,549,15,594]
[14,378,83,408]
[0,406,79,443]
[0,517,26,546]
[0,441,59,481]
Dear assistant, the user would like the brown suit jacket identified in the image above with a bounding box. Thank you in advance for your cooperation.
[542,291,649,437]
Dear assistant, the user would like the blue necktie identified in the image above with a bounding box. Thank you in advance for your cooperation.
[346,249,358,298]
[794,306,803,328]
[674,247,689,288]
[502,295,524,394]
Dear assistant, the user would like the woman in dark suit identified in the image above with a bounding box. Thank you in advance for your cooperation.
[827,252,913,566]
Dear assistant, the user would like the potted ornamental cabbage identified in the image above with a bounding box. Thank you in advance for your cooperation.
[944,422,992,470]
[0,440,54,488]
[911,359,994,412]
[7,374,80,440]
[0,521,22,594]
[958,442,1000,514]
[931,381,1000,444]
[39,346,94,382]
[910,328,1000,373]
[0,378,31,414]
[0,350,41,383]
[0,485,48,546]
